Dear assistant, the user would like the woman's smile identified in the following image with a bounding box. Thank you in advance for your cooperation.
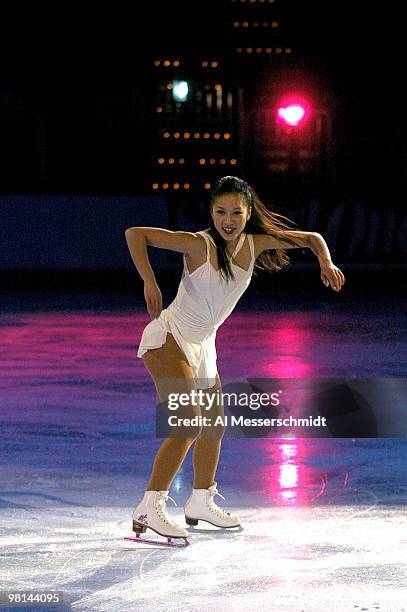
[211,193,251,241]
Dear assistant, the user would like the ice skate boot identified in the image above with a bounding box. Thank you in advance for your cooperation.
[184,482,241,528]
[126,490,189,547]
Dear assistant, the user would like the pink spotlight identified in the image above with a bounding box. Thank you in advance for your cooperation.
[277,104,306,127]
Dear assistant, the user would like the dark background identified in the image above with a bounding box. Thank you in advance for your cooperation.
[0,1,405,299]
[1,1,405,200]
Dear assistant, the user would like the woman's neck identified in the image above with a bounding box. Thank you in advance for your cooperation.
[225,232,243,256]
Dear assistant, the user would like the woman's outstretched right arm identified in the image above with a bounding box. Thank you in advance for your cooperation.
[124,228,156,286]
[124,227,202,319]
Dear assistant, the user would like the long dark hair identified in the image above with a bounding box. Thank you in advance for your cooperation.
[208,176,305,281]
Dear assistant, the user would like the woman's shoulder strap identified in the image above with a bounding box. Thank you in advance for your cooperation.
[247,233,255,261]
[197,229,216,243]
[195,230,212,262]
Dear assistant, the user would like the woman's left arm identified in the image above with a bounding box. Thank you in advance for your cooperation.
[308,232,345,292]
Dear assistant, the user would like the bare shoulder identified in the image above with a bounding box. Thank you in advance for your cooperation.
[252,231,314,257]
[186,231,207,258]
[124,226,207,256]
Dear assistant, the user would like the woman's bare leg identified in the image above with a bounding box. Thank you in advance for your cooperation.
[192,373,225,489]
[142,333,201,491]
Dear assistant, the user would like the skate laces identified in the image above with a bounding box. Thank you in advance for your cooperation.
[155,492,178,526]
[210,485,226,502]
[208,486,231,518]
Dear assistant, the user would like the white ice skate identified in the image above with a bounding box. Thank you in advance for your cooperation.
[125,490,189,547]
[184,482,241,528]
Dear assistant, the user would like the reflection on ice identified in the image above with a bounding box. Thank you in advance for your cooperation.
[1,437,407,611]
[1,309,407,610]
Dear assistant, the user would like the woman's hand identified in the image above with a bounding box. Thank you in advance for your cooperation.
[320,262,345,292]
[144,280,163,319]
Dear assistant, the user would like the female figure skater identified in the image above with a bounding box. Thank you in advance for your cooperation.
[125,176,345,544]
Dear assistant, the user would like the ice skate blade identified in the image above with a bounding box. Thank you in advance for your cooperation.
[129,520,189,547]
[124,534,190,548]
[185,516,241,529]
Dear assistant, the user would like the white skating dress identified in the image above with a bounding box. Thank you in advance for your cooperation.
[137,229,255,388]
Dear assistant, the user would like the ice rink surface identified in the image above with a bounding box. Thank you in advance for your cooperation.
[1,440,407,612]
[1,292,406,611]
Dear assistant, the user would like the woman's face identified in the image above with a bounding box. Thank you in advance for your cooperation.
[211,193,251,241]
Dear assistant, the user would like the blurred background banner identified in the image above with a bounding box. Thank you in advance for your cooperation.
[0,195,404,271]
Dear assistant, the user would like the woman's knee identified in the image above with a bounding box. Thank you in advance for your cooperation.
[196,401,225,440]
[169,420,203,441]
[162,432,201,448]
[197,381,225,439]
[157,398,203,440]
[197,421,225,440]
[157,406,203,444]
